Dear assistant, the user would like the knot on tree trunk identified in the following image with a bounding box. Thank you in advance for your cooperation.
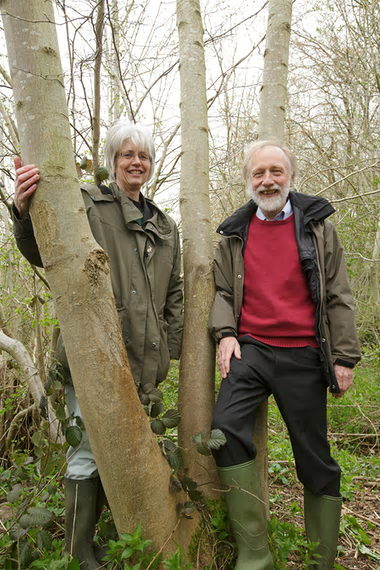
[84,249,110,287]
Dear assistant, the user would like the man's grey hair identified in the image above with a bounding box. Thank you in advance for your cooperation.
[242,140,298,183]
[104,120,156,183]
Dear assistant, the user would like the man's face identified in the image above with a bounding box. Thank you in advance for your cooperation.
[248,146,293,220]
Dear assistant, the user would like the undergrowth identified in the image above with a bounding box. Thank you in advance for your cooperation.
[0,361,379,568]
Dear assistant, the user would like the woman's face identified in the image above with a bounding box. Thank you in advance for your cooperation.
[114,139,151,197]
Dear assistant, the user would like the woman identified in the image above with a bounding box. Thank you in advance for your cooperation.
[13,121,184,569]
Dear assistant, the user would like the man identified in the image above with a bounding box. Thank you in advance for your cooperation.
[209,141,361,570]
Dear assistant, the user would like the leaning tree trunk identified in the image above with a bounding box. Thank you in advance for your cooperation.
[1,0,193,552]
[176,0,218,494]
[256,0,293,514]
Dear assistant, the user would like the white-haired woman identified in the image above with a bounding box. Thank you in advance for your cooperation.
[13,121,183,569]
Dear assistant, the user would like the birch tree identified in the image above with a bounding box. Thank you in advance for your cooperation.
[176,0,218,493]
[0,0,194,553]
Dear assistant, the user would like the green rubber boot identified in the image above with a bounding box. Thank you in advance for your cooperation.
[219,459,274,570]
[65,477,102,569]
[304,488,342,569]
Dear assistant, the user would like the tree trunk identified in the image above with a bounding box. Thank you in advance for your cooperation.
[92,0,105,184]
[176,0,218,494]
[1,0,193,553]
[257,0,293,515]
[258,0,292,143]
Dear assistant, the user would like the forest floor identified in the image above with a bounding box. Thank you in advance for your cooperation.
[271,479,380,569]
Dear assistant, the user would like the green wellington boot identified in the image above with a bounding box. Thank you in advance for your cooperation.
[65,477,103,570]
[219,459,274,570]
[304,488,343,569]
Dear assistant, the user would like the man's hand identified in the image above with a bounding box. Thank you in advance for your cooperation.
[14,156,40,219]
[333,364,353,398]
[217,337,241,379]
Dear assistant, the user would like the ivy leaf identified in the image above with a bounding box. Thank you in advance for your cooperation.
[65,426,82,448]
[161,409,181,428]
[206,429,227,450]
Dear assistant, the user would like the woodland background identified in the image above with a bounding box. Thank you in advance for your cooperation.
[0,0,379,568]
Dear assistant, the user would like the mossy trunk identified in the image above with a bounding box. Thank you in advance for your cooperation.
[1,0,194,554]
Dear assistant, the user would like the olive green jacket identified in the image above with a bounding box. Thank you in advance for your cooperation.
[209,192,361,393]
[13,183,184,388]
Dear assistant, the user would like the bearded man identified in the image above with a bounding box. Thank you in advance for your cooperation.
[209,141,361,570]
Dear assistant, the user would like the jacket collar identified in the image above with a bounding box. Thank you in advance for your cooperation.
[217,191,335,237]
[82,182,173,239]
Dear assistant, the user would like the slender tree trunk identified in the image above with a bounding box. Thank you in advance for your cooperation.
[1,0,193,552]
[258,0,292,143]
[93,0,105,184]
[176,0,218,494]
[257,0,293,515]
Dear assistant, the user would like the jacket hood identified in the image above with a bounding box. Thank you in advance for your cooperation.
[217,191,335,237]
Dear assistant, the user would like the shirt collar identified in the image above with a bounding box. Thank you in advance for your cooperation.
[256,199,293,221]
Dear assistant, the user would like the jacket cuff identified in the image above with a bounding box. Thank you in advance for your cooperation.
[220,331,238,340]
[334,358,355,369]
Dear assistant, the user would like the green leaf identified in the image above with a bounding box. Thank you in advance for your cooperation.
[7,484,22,504]
[148,388,163,404]
[65,425,83,448]
[192,431,205,444]
[165,445,184,470]
[19,539,33,567]
[20,507,53,529]
[139,392,150,406]
[197,441,211,456]
[161,409,181,428]
[357,544,380,562]
[169,475,183,494]
[36,529,52,551]
[150,401,165,418]
[55,403,66,422]
[207,429,227,450]
[151,419,166,435]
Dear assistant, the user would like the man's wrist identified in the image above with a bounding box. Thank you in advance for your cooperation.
[334,358,355,369]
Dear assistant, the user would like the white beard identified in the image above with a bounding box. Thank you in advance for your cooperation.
[250,180,291,217]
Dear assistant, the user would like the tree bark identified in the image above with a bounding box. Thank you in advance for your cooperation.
[92,0,105,183]
[257,0,293,515]
[258,0,293,143]
[176,0,218,494]
[1,0,193,553]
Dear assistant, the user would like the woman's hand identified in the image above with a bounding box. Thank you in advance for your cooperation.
[14,156,40,219]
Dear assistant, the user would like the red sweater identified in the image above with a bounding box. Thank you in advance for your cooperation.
[239,215,318,347]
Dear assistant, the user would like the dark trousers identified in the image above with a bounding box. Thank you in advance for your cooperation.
[212,336,341,496]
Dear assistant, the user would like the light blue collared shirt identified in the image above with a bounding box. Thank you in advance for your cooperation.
[256,199,293,221]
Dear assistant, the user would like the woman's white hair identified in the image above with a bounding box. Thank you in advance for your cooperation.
[104,120,156,183]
